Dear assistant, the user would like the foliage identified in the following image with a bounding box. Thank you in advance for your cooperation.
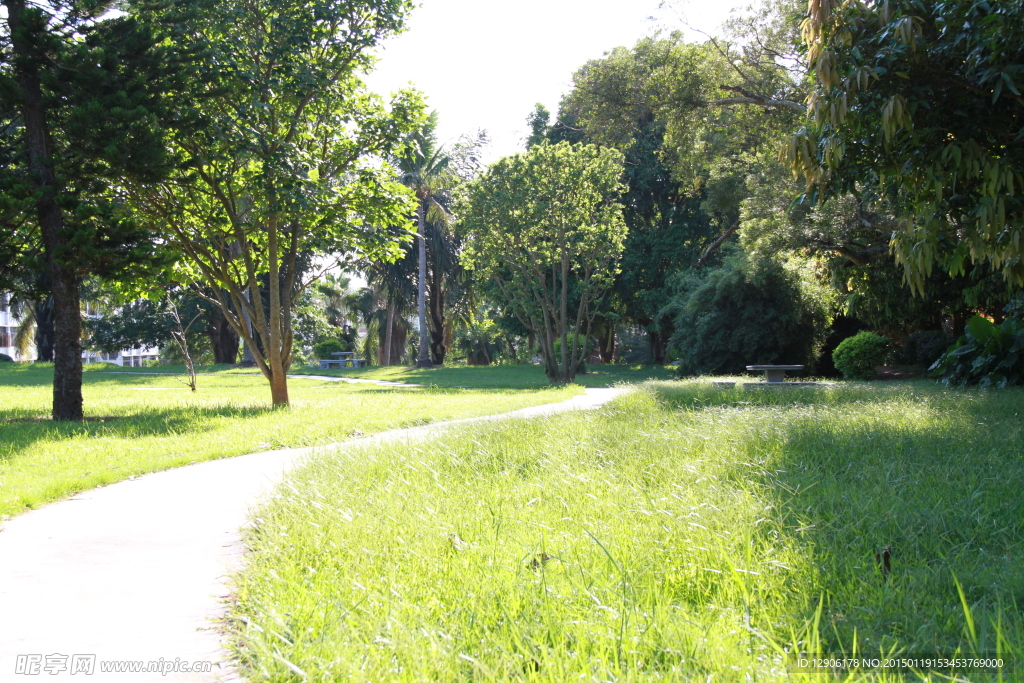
[452,310,501,366]
[312,339,346,361]
[832,331,891,380]
[787,0,1024,290]
[666,252,831,376]
[930,316,1024,388]
[132,0,424,405]
[461,142,627,384]
[552,333,593,372]
[84,289,238,363]
[391,112,483,366]
[0,353,13,362]
[1,0,205,419]
[532,88,716,360]
[900,330,953,367]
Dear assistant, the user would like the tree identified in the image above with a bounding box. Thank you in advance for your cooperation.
[786,0,1024,292]
[86,289,239,364]
[394,112,458,368]
[133,0,424,405]
[1,0,198,419]
[536,95,716,361]
[663,250,833,375]
[556,12,806,358]
[461,142,627,384]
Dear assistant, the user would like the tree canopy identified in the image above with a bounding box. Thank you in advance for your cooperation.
[461,142,627,383]
[786,0,1024,291]
[1,0,204,419]
[132,0,424,405]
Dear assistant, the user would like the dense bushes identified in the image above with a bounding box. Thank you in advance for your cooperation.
[665,254,831,376]
[832,331,891,379]
[930,315,1024,387]
[900,330,952,367]
[312,339,346,360]
[0,353,13,362]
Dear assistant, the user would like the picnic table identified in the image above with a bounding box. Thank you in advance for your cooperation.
[319,352,366,369]
[745,364,804,383]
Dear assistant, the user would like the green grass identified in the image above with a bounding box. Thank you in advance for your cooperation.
[288,362,676,389]
[0,363,590,518]
[229,379,1024,681]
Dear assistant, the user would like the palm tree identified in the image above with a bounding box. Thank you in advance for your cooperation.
[361,244,416,365]
[394,113,458,369]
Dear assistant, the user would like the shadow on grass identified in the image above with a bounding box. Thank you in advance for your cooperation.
[0,403,274,463]
[645,378,1024,661]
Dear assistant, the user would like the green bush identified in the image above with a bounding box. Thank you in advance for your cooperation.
[0,353,13,362]
[930,315,1024,387]
[665,253,831,376]
[832,331,891,379]
[312,339,346,360]
[549,333,593,373]
[901,330,953,367]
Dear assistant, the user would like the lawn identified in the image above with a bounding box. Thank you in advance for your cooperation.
[0,363,608,518]
[229,379,1024,681]
[288,361,676,389]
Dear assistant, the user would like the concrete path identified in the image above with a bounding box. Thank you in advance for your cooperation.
[0,387,627,682]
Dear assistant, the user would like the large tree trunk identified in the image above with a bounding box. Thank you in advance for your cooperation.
[7,0,83,420]
[415,201,432,368]
[207,308,239,364]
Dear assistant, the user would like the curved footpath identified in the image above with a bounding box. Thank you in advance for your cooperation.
[0,385,627,682]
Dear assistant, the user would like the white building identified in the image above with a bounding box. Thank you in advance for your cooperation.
[0,294,160,366]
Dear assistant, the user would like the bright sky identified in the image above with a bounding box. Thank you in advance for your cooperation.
[364,0,754,163]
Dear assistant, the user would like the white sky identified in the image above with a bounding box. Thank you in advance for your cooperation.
[363,0,754,163]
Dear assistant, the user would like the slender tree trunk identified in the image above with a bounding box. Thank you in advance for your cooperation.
[558,239,570,383]
[266,209,288,406]
[428,269,446,364]
[6,0,83,420]
[416,201,433,368]
[383,299,396,365]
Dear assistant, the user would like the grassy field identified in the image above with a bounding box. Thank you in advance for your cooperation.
[229,379,1023,681]
[288,362,677,389]
[0,363,598,518]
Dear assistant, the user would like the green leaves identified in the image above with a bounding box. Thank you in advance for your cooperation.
[930,314,1024,387]
[461,142,627,382]
[794,0,1024,291]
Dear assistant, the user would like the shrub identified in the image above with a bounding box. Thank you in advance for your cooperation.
[832,331,891,379]
[549,334,593,373]
[0,353,13,362]
[930,315,1024,387]
[312,339,346,360]
[665,253,831,376]
[901,330,953,367]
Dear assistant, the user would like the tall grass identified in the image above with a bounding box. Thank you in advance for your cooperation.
[0,365,581,517]
[229,380,1023,681]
